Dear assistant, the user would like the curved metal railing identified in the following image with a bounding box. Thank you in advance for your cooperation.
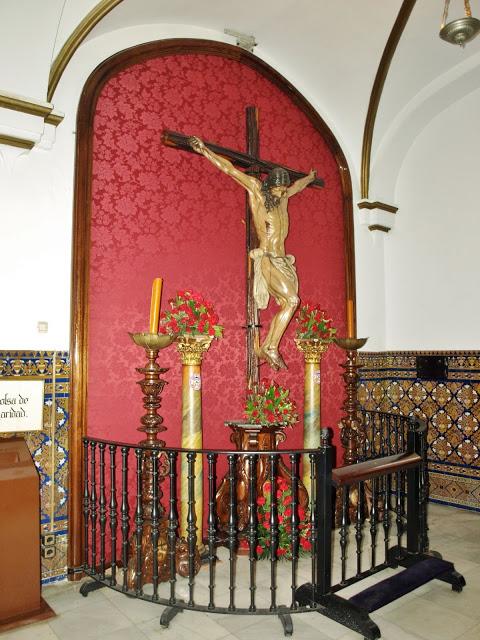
[79,420,428,637]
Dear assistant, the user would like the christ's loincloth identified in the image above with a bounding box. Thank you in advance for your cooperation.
[249,248,298,309]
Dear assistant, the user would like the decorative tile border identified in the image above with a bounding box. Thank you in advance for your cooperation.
[359,351,480,511]
[0,350,70,582]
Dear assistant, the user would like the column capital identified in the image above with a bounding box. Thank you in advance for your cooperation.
[295,337,331,364]
[176,334,214,365]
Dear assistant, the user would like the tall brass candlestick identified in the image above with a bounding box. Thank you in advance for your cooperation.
[295,338,331,498]
[176,334,213,541]
[334,337,368,466]
[126,332,175,588]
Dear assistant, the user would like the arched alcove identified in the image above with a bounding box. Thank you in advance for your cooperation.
[69,39,355,572]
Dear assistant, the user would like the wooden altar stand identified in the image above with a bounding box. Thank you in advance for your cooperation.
[215,422,308,543]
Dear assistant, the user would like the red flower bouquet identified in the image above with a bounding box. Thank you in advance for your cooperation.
[244,379,298,427]
[158,290,223,338]
[256,476,312,559]
[295,302,336,341]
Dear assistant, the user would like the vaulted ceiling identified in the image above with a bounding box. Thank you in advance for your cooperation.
[2,0,480,196]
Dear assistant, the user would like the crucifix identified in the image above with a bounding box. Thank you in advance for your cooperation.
[162,107,323,390]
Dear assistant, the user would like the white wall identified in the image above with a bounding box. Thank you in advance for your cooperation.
[0,0,65,99]
[355,223,387,351]
[385,87,480,350]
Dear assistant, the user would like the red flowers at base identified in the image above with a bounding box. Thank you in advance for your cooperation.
[255,476,312,560]
[244,379,298,427]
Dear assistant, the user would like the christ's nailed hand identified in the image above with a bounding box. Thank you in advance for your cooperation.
[189,136,205,154]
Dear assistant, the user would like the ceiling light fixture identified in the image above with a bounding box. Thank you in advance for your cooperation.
[440,0,480,46]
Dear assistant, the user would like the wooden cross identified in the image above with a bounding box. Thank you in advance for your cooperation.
[162,107,324,389]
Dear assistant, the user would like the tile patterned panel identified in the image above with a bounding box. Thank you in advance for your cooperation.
[0,350,70,582]
[359,351,480,512]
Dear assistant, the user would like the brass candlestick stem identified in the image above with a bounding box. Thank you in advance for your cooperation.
[335,337,368,467]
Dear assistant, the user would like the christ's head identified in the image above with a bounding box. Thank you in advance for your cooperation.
[264,167,290,190]
[262,167,290,210]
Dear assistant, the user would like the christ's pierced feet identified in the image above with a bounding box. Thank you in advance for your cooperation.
[256,345,287,371]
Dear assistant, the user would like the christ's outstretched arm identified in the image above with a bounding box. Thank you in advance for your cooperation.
[189,136,260,194]
[287,169,316,197]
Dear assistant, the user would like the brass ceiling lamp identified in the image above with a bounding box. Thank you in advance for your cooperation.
[440,0,480,46]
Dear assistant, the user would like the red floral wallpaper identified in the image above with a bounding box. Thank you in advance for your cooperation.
[87,53,347,456]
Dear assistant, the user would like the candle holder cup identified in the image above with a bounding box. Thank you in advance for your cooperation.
[128,332,176,446]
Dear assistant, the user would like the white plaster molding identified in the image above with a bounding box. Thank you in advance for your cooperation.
[0,92,64,152]
[0,90,53,118]
[357,200,398,233]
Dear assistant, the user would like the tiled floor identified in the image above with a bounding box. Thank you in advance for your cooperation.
[2,503,479,640]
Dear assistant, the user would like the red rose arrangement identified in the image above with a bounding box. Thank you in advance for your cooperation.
[255,476,312,559]
[295,302,336,340]
[244,379,298,427]
[158,290,223,338]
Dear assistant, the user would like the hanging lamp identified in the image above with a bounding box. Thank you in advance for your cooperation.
[439,0,480,46]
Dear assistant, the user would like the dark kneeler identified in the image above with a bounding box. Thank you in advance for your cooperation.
[349,556,465,613]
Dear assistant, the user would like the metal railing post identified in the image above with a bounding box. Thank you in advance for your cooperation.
[316,428,333,595]
[406,417,422,554]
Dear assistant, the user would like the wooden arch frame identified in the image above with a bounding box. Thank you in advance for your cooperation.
[69,38,356,576]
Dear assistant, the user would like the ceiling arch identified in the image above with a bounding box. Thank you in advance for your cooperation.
[48,0,123,101]
[371,48,480,201]
[45,0,403,185]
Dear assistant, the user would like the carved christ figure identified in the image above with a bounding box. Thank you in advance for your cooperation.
[190,136,316,371]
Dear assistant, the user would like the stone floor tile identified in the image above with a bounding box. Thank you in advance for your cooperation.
[371,616,427,640]
[299,610,355,639]
[382,595,477,640]
[47,598,132,640]
[0,623,59,640]
[454,622,480,640]
[108,592,164,624]
[233,614,329,640]
[420,580,480,621]
[137,617,203,640]
[168,609,236,640]
[101,625,149,639]
[206,611,265,635]
[43,582,109,614]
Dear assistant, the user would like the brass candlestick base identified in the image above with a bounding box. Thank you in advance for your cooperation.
[334,337,368,466]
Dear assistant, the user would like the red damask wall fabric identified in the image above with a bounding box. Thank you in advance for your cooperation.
[87,53,347,455]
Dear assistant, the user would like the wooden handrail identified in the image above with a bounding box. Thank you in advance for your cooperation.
[332,452,421,487]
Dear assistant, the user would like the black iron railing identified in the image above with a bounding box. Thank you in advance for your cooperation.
[79,419,430,638]
[359,409,409,459]
[359,410,430,552]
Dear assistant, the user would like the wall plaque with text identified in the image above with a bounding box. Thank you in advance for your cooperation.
[0,380,45,432]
